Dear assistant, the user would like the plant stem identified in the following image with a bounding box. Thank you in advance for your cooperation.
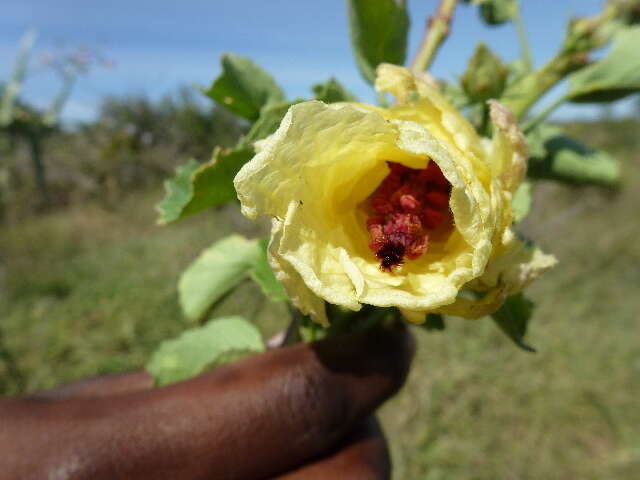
[411,0,458,73]
[499,1,625,120]
[0,325,25,392]
[27,130,50,209]
[282,305,304,346]
[0,30,37,127]
[512,0,533,73]
[523,94,568,133]
[44,69,76,127]
[377,90,389,108]
[499,51,586,120]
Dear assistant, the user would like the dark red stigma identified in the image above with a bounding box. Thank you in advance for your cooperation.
[365,161,452,272]
[376,242,406,271]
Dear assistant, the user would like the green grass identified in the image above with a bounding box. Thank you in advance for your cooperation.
[0,192,286,392]
[1,123,639,478]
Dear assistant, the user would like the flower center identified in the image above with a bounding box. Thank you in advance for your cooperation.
[365,161,452,272]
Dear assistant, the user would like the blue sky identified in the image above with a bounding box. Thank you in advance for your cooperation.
[1,0,634,122]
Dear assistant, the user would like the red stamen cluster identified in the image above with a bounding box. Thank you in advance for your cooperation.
[366,161,451,272]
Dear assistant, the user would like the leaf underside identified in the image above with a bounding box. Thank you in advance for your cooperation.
[147,316,265,386]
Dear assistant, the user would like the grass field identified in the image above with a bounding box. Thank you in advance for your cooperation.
[1,121,639,479]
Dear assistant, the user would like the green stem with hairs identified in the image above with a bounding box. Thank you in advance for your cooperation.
[500,51,585,119]
[377,90,389,108]
[499,1,627,120]
[0,30,37,127]
[411,0,459,73]
[523,94,569,133]
[512,0,533,73]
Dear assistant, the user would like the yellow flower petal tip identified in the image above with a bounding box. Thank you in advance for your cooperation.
[234,66,555,324]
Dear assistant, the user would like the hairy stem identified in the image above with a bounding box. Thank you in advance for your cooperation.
[0,325,25,392]
[512,0,533,73]
[499,51,586,119]
[27,131,50,208]
[523,94,569,133]
[411,0,458,73]
[377,90,389,108]
[499,1,625,120]
[0,30,37,127]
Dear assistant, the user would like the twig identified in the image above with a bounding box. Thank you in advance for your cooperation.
[499,1,625,119]
[512,0,533,73]
[411,0,459,73]
[0,326,25,391]
[523,94,568,133]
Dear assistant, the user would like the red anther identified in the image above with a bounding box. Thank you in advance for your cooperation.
[417,168,432,182]
[367,216,384,227]
[399,194,420,213]
[388,162,409,174]
[378,176,401,193]
[426,161,449,189]
[406,235,428,259]
[425,191,449,209]
[422,208,444,229]
[367,222,385,251]
[371,196,394,215]
[383,213,421,236]
[366,160,452,271]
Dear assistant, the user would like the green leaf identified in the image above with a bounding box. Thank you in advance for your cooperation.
[527,124,621,187]
[156,159,200,225]
[491,293,536,352]
[567,26,640,103]
[463,0,516,25]
[204,53,285,121]
[347,0,410,84]
[147,316,265,386]
[179,235,261,322]
[312,78,358,103]
[249,239,288,302]
[243,101,299,144]
[525,123,557,158]
[156,145,254,224]
[512,181,532,223]
[463,0,515,25]
[461,43,509,102]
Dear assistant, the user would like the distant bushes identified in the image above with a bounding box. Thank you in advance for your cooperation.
[3,88,245,220]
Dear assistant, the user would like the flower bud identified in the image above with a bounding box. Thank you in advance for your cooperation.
[461,43,509,102]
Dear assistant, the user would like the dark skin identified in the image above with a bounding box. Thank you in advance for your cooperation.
[0,325,414,479]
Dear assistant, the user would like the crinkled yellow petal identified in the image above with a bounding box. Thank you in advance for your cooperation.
[487,99,528,194]
[374,64,505,246]
[268,214,328,326]
[433,234,557,319]
[234,66,555,325]
[477,230,558,294]
[375,63,488,168]
[374,64,439,103]
[432,288,508,319]
[403,236,556,320]
[235,100,505,322]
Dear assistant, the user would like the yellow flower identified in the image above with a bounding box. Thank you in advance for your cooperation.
[234,64,556,325]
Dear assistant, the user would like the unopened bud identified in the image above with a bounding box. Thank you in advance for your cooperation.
[461,43,509,102]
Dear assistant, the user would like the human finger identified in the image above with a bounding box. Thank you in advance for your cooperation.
[30,371,153,400]
[274,416,390,480]
[1,324,413,480]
